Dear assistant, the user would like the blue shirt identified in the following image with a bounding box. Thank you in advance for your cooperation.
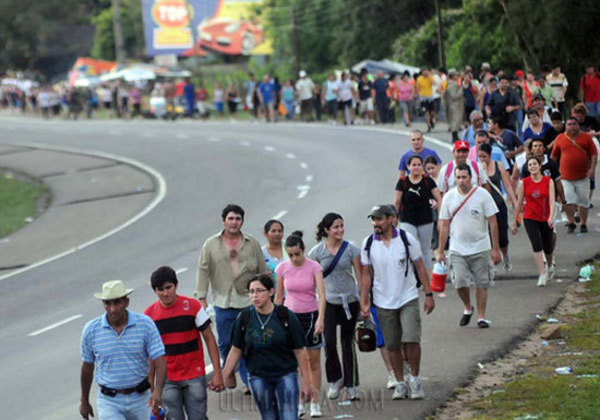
[259,82,275,104]
[398,147,442,172]
[462,123,489,146]
[81,310,165,389]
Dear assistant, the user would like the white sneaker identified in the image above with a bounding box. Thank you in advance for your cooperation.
[546,263,555,281]
[403,362,411,383]
[387,371,397,389]
[537,273,548,287]
[327,379,344,399]
[310,402,322,417]
[503,254,512,272]
[409,377,425,399]
[392,382,408,399]
[345,387,359,401]
[298,403,306,417]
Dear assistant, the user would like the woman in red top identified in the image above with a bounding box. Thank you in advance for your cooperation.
[512,156,556,287]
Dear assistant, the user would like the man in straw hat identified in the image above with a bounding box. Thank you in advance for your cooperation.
[80,280,166,420]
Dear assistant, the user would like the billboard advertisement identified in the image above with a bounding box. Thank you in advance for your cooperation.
[141,0,271,57]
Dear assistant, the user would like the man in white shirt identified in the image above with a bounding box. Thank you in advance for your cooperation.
[296,70,315,122]
[360,205,434,400]
[436,164,501,329]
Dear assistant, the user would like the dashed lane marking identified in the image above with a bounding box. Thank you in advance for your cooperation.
[271,210,288,220]
[28,314,83,337]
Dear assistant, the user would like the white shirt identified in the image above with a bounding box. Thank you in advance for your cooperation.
[337,80,354,102]
[437,159,488,193]
[440,186,499,256]
[295,78,314,101]
[360,229,422,310]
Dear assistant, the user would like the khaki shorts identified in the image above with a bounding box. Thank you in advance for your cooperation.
[449,251,493,289]
[562,178,590,208]
[359,97,374,113]
[376,299,421,350]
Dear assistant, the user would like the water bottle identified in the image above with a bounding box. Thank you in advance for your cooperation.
[555,366,572,375]
[150,407,165,420]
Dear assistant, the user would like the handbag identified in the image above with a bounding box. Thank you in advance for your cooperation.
[322,241,348,278]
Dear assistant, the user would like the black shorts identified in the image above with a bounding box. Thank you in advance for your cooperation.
[421,99,434,112]
[296,310,323,349]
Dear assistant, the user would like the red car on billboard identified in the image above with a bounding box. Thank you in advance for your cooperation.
[196,17,264,56]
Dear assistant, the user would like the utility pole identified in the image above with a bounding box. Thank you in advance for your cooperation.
[434,0,446,69]
[112,0,126,65]
[291,6,301,76]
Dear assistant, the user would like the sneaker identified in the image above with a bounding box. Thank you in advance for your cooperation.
[387,371,397,389]
[298,403,306,418]
[567,223,576,233]
[477,319,491,328]
[503,254,512,272]
[581,224,588,233]
[403,361,411,383]
[537,273,548,287]
[546,263,555,281]
[459,307,474,326]
[310,402,322,417]
[345,387,359,401]
[392,382,408,400]
[409,377,425,399]
[327,379,344,400]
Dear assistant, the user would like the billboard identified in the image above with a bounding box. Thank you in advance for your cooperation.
[141,0,271,57]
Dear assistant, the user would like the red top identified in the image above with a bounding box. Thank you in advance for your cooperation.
[523,176,551,222]
[551,132,597,180]
[145,295,210,381]
[580,73,600,102]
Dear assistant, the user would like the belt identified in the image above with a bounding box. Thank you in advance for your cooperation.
[100,378,151,397]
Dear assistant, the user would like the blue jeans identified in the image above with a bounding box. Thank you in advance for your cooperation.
[284,99,295,119]
[249,372,299,420]
[97,389,149,420]
[585,101,600,118]
[163,376,207,420]
[214,306,248,386]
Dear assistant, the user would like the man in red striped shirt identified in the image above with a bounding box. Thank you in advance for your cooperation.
[145,266,224,420]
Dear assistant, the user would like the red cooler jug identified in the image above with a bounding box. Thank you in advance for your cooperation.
[431,261,448,292]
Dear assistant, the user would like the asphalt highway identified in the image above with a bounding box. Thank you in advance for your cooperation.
[0,117,597,419]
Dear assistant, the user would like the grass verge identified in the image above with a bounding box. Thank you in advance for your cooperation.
[468,263,600,420]
[0,170,45,237]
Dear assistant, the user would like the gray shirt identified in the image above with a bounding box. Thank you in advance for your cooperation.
[308,241,360,304]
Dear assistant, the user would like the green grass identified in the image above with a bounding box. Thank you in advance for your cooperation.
[0,172,43,237]
[467,265,600,420]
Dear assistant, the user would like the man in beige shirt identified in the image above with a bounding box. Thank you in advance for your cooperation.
[195,204,266,392]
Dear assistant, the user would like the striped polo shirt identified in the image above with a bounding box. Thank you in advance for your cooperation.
[81,310,165,389]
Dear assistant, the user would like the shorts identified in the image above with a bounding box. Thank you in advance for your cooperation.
[449,250,493,289]
[369,306,385,348]
[399,100,411,114]
[376,299,421,350]
[562,178,590,208]
[420,98,434,112]
[338,99,352,110]
[296,311,323,349]
[359,97,374,113]
[591,176,595,191]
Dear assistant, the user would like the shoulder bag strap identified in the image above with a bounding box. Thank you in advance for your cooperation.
[567,135,589,158]
[450,186,478,222]
[323,240,349,278]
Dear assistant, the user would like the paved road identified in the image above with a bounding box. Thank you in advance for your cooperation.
[0,117,598,420]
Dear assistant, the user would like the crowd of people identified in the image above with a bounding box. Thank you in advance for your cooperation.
[73,60,600,420]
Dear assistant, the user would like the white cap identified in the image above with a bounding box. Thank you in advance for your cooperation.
[299,70,307,78]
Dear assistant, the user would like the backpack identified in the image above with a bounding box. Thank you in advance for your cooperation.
[237,304,291,357]
[442,160,481,193]
[364,228,421,294]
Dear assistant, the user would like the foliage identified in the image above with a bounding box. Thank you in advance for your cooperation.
[0,172,44,238]
[90,0,146,61]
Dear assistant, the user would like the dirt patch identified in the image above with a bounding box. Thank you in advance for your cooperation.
[432,279,590,419]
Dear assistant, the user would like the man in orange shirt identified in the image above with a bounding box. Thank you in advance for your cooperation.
[551,117,598,233]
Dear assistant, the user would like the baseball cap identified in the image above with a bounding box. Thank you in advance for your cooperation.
[453,140,470,151]
[481,62,491,70]
[299,70,307,78]
[533,93,545,101]
[367,205,395,219]
[515,70,524,78]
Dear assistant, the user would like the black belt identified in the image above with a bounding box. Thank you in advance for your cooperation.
[100,378,150,397]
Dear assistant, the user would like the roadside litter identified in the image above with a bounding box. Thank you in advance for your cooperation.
[554,366,573,375]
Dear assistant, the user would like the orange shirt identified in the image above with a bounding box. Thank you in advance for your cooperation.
[551,132,597,180]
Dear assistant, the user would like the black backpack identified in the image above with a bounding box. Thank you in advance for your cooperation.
[364,229,421,293]
[237,304,292,357]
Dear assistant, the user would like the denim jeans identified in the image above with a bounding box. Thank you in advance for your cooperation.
[585,101,600,118]
[163,376,207,420]
[214,306,248,386]
[97,389,149,420]
[248,372,299,420]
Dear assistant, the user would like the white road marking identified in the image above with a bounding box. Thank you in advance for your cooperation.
[300,162,308,169]
[297,190,309,199]
[0,142,168,282]
[285,153,296,159]
[175,267,188,275]
[264,146,275,152]
[297,185,310,199]
[28,314,82,337]
[239,140,251,146]
[271,210,288,220]
[208,137,221,142]
[305,175,313,182]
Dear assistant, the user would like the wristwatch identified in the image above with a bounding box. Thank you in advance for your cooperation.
[425,292,433,297]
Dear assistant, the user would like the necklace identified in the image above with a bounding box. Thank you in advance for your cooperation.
[255,309,274,330]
